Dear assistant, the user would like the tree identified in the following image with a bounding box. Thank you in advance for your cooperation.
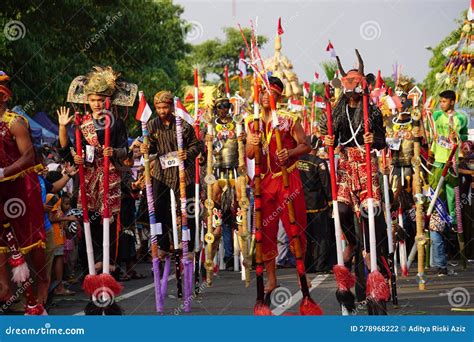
[188,27,268,82]
[0,0,190,135]
[423,11,465,92]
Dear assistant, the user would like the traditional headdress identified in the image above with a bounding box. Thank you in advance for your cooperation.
[212,84,229,108]
[67,66,137,106]
[154,90,174,105]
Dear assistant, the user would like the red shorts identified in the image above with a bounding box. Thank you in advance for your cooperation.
[337,148,381,213]
[260,169,307,262]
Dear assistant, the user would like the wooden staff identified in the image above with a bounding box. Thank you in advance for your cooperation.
[252,75,270,315]
[193,69,202,292]
[234,97,251,287]
[204,122,215,286]
[324,84,355,315]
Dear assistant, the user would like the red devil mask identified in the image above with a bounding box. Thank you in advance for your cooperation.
[337,49,365,96]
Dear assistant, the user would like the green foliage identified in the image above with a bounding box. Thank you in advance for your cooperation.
[423,11,465,92]
[0,0,190,136]
[319,60,337,81]
[188,27,268,82]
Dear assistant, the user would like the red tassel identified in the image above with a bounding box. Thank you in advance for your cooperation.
[333,264,355,291]
[98,273,123,296]
[82,274,101,296]
[299,297,323,315]
[366,271,390,301]
[254,303,273,316]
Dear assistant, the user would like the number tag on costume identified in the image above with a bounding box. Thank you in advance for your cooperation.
[85,145,95,163]
[386,137,401,151]
[159,151,179,169]
[436,136,453,149]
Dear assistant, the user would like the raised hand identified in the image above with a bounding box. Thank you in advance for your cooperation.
[57,106,73,127]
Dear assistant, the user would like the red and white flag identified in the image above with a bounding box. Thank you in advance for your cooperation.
[135,91,153,123]
[303,82,310,98]
[314,96,326,109]
[238,48,247,77]
[326,41,336,58]
[174,97,195,125]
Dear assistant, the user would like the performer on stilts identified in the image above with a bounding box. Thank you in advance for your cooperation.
[246,75,321,314]
[204,85,248,284]
[0,71,48,315]
[140,91,202,301]
[321,50,390,314]
[58,66,136,314]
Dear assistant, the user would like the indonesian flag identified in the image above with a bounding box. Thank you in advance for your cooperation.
[238,48,247,77]
[174,97,195,125]
[303,82,310,98]
[287,98,303,112]
[277,17,284,35]
[314,96,326,109]
[135,91,153,123]
[326,41,336,58]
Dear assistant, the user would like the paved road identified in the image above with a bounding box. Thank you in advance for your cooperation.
[47,261,474,316]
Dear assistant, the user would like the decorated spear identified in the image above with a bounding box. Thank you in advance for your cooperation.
[193,68,202,292]
[251,74,271,315]
[204,121,215,286]
[361,80,390,315]
[232,95,251,286]
[175,110,193,312]
[324,84,355,315]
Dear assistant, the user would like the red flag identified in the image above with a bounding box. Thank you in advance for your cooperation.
[314,72,319,80]
[277,17,284,35]
[326,41,336,58]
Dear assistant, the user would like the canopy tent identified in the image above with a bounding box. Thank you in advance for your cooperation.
[12,106,57,145]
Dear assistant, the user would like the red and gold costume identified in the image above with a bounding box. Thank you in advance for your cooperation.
[246,110,307,261]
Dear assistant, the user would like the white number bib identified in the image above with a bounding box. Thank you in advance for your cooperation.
[159,151,179,169]
[386,137,401,151]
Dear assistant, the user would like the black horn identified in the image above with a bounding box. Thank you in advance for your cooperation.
[335,56,347,77]
[355,49,364,75]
